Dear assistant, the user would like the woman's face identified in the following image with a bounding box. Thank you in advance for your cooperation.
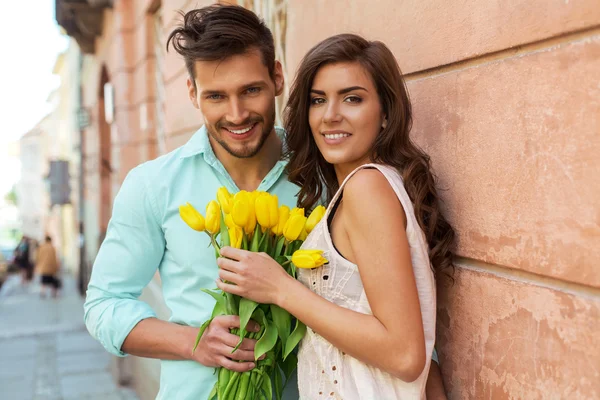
[308,61,385,172]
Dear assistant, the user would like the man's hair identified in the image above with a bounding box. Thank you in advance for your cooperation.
[166,5,276,84]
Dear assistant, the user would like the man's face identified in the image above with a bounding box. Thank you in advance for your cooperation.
[188,49,284,159]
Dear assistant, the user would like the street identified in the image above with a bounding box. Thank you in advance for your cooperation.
[0,274,139,400]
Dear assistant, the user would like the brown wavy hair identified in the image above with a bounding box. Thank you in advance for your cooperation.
[284,34,455,276]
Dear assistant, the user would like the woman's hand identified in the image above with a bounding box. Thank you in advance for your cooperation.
[216,246,294,305]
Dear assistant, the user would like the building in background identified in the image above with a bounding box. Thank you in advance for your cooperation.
[56,0,600,399]
[17,117,49,242]
[16,39,82,276]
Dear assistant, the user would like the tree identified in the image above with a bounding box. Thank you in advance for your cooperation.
[4,186,17,206]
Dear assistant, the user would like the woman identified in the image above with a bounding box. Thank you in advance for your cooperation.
[217,34,455,399]
[36,235,60,298]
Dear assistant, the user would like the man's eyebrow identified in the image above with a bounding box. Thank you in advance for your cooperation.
[241,80,269,90]
[201,89,225,96]
[201,80,268,96]
[310,86,368,95]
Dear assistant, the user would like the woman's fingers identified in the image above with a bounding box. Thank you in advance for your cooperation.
[220,246,248,261]
[216,256,240,272]
[218,268,239,284]
[216,279,244,296]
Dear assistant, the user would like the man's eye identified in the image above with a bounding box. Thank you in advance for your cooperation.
[246,87,261,94]
[310,97,325,105]
[206,94,223,100]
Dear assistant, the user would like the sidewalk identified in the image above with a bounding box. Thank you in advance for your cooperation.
[0,273,140,400]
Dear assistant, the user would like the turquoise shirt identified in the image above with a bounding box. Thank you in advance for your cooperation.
[84,126,300,399]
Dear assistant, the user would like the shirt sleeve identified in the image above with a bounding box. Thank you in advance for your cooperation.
[83,165,165,357]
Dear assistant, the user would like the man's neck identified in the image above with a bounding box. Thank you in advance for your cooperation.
[211,130,282,192]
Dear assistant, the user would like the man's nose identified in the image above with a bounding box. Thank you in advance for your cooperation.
[227,98,250,125]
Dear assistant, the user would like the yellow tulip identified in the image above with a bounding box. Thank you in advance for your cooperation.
[179,202,205,232]
[231,191,251,227]
[216,187,233,214]
[255,193,279,229]
[224,213,236,229]
[305,205,326,233]
[291,207,305,217]
[271,205,290,236]
[291,249,328,269]
[299,228,308,241]
[205,200,221,234]
[228,226,243,249]
[244,191,258,235]
[283,214,307,242]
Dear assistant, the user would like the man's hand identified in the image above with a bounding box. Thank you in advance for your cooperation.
[192,315,261,372]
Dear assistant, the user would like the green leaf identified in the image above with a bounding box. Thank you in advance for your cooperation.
[255,319,278,360]
[258,229,269,253]
[281,351,298,382]
[250,224,261,252]
[219,212,230,247]
[207,380,218,400]
[274,236,286,257]
[270,304,291,350]
[260,373,273,400]
[273,366,283,400]
[192,318,212,354]
[232,298,259,353]
[283,319,306,361]
[225,292,238,316]
[201,289,226,309]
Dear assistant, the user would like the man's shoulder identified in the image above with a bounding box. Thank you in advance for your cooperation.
[130,144,190,182]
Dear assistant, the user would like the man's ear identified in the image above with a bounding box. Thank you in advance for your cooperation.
[273,60,285,97]
[187,77,199,109]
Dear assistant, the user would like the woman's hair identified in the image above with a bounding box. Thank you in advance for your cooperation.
[284,34,455,276]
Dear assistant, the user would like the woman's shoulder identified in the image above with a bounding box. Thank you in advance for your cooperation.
[343,165,404,217]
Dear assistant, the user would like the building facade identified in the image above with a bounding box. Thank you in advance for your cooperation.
[57,0,600,399]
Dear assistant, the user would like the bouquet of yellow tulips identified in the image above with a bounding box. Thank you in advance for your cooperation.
[179,187,327,400]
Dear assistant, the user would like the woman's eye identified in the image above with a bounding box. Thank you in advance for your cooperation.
[310,97,325,105]
[345,96,362,103]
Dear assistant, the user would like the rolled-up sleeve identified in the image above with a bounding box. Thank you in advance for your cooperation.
[84,165,165,356]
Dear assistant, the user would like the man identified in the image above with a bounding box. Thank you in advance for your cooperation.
[84,4,446,399]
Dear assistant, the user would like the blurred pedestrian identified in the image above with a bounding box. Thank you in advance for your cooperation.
[36,235,60,298]
[13,236,33,285]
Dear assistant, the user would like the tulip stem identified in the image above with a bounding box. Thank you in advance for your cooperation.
[208,233,221,253]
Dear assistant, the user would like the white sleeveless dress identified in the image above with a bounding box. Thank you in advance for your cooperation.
[296,163,437,400]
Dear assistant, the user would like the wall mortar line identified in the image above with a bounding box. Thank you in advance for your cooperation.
[455,256,600,300]
[405,25,600,82]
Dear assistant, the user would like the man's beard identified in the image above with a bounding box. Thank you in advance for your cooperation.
[207,108,276,159]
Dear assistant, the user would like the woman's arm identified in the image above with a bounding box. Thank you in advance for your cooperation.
[217,169,427,382]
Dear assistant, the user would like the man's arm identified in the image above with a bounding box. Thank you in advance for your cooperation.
[426,348,447,400]
[84,166,165,357]
[84,166,257,372]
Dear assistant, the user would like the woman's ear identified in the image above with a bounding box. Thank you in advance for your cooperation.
[381,117,388,129]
